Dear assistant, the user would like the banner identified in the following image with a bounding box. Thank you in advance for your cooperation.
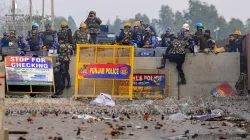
[119,74,165,97]
[78,64,131,79]
[5,56,53,85]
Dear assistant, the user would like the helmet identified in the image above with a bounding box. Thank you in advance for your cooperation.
[165,27,171,32]
[32,23,39,28]
[204,48,210,54]
[45,23,51,28]
[3,32,8,36]
[80,23,87,28]
[196,23,203,28]
[182,23,190,30]
[145,27,151,31]
[124,21,131,27]
[60,22,68,28]
[89,11,96,15]
[133,26,139,29]
[18,35,23,38]
[234,30,241,35]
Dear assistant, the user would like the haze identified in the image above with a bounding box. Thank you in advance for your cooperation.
[3,0,250,25]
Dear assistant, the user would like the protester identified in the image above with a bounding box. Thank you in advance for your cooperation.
[157,32,188,85]
[26,23,43,56]
[84,11,102,44]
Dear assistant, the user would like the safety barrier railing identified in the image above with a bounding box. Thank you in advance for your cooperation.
[75,44,134,100]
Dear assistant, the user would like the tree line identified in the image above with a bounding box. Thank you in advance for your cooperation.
[108,0,250,40]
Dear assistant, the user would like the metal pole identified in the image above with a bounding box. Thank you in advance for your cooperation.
[12,0,16,31]
[51,0,55,30]
[42,0,45,31]
[29,0,32,28]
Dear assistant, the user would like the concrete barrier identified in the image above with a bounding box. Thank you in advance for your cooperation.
[69,52,240,98]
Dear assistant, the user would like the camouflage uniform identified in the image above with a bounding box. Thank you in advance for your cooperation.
[57,43,73,88]
[73,30,89,44]
[85,17,102,44]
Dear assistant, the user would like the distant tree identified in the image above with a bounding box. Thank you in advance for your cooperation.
[228,18,245,34]
[157,5,174,35]
[134,13,150,24]
[68,16,78,33]
[173,11,186,34]
[110,17,123,34]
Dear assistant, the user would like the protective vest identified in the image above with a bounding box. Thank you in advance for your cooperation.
[76,30,88,44]
[43,30,54,45]
[161,34,174,47]
[121,29,133,44]
[58,28,69,43]
[28,30,39,46]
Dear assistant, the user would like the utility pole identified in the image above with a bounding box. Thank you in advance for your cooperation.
[12,0,16,31]
[29,0,32,28]
[51,0,55,30]
[42,0,45,31]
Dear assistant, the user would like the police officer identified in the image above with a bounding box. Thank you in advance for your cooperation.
[116,21,133,45]
[42,23,58,56]
[157,33,188,85]
[142,27,158,48]
[161,27,175,47]
[57,22,73,45]
[0,32,9,47]
[130,26,142,48]
[17,35,25,52]
[140,20,156,36]
[57,36,73,89]
[73,23,90,44]
[26,23,43,56]
[84,11,102,44]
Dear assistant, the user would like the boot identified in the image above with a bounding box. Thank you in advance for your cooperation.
[178,78,186,85]
[157,57,166,69]
[66,76,71,89]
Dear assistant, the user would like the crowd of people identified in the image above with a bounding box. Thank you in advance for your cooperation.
[0,10,247,90]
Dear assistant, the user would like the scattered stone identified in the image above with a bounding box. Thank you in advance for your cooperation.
[224,122,235,127]
[27,117,33,122]
[127,124,132,127]
[170,128,176,133]
[38,127,43,130]
[155,125,161,129]
[136,126,142,129]
[192,133,198,139]
[128,133,134,136]
[219,136,226,139]
[235,128,247,135]
[79,126,88,131]
[144,126,148,129]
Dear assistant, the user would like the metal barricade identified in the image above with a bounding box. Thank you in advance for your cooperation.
[154,47,167,57]
[75,44,134,100]
[1,47,18,56]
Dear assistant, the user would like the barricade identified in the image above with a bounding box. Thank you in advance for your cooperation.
[131,69,171,98]
[75,44,134,100]
[1,47,18,56]
[5,56,55,94]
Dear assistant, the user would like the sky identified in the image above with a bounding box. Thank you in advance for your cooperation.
[3,0,250,25]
